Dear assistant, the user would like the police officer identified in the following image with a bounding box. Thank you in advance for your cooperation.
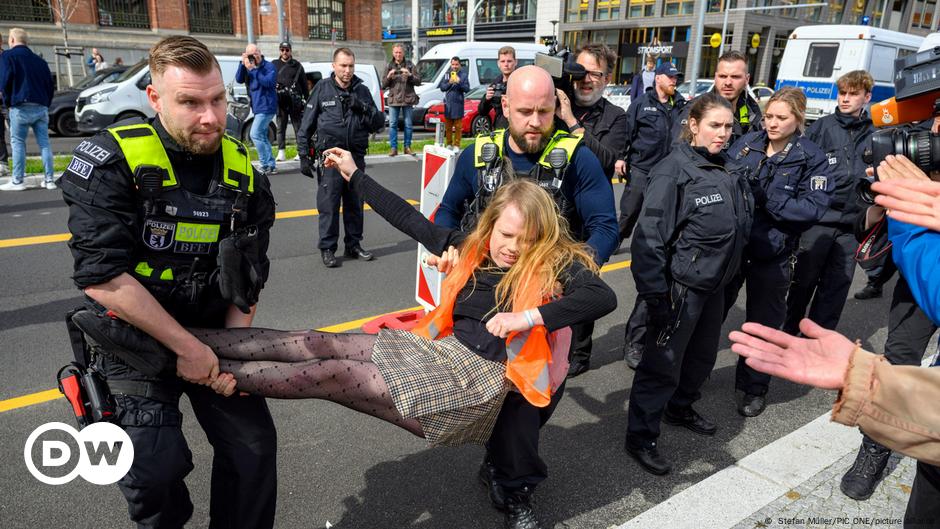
[435,65,618,529]
[617,61,687,370]
[60,36,277,529]
[783,71,874,336]
[297,47,385,268]
[727,87,834,417]
[477,45,518,130]
[626,93,752,475]
[273,40,308,162]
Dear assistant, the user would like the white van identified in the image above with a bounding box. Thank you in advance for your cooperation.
[775,25,923,121]
[75,55,244,134]
[407,41,547,122]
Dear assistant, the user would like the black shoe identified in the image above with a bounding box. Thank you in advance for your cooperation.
[854,283,883,300]
[625,437,672,475]
[477,461,506,511]
[737,392,767,417]
[840,437,891,500]
[505,487,542,529]
[344,246,375,261]
[567,358,589,378]
[663,405,718,436]
[624,344,643,370]
[321,249,339,268]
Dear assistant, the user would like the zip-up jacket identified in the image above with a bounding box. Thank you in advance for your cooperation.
[730,131,835,260]
[804,110,873,229]
[623,87,687,172]
[672,88,763,148]
[235,58,278,115]
[273,57,309,100]
[296,74,385,158]
[382,59,420,106]
[632,142,753,296]
[570,98,627,178]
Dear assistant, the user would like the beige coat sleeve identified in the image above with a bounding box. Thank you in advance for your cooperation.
[832,348,940,465]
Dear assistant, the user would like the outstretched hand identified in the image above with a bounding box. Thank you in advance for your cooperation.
[322,147,358,181]
[728,319,856,390]
[872,177,940,233]
[424,246,459,274]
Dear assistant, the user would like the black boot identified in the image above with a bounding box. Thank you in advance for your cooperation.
[854,283,883,300]
[663,405,717,436]
[625,436,671,475]
[840,436,891,500]
[505,486,542,529]
[477,459,506,511]
[736,391,767,417]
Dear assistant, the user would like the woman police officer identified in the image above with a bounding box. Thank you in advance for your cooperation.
[725,87,835,417]
[625,93,754,475]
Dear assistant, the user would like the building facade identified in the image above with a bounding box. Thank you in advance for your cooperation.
[560,0,940,87]
[1,0,384,87]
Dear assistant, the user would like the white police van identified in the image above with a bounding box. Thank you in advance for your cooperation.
[775,25,923,121]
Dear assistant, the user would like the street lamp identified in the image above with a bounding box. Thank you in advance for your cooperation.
[466,0,487,42]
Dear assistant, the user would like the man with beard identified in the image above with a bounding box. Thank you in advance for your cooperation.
[60,36,277,528]
[434,65,617,529]
[617,62,686,370]
[553,42,627,377]
[272,41,308,162]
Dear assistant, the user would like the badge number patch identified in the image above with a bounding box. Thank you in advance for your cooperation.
[143,219,176,251]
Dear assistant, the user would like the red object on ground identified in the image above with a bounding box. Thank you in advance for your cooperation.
[361,308,427,334]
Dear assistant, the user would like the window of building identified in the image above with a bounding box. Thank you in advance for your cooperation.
[913,1,936,29]
[97,0,150,29]
[663,0,694,16]
[188,0,232,34]
[566,0,588,22]
[595,0,620,21]
[308,0,346,40]
[803,43,839,78]
[563,30,586,50]
[382,0,413,28]
[1,0,53,23]
[707,0,738,13]
[628,0,653,17]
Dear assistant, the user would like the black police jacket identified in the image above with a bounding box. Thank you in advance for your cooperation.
[804,110,873,229]
[729,131,835,261]
[570,98,627,178]
[631,142,753,296]
[273,57,309,100]
[477,79,508,130]
[672,89,763,148]
[296,73,384,158]
[60,118,276,327]
[623,87,687,172]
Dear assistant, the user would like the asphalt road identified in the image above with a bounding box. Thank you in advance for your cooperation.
[0,159,905,529]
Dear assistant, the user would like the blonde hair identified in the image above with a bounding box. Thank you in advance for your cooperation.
[455,180,598,311]
[9,28,27,45]
[837,70,874,94]
[149,36,219,78]
[767,86,807,134]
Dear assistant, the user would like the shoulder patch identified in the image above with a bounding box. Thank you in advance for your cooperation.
[810,175,829,191]
[75,139,116,165]
[65,157,95,180]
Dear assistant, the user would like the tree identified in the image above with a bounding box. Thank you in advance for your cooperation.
[47,0,83,86]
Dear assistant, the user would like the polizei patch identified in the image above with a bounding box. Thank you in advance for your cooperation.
[75,140,114,164]
[694,193,724,207]
[143,219,176,250]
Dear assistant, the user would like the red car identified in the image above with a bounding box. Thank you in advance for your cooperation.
[423,85,495,135]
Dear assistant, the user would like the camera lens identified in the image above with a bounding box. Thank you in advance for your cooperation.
[870,128,940,175]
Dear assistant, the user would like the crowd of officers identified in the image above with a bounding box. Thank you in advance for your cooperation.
[58,32,921,529]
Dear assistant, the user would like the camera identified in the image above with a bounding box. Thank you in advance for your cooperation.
[534,37,586,103]
[248,55,257,65]
[491,81,507,103]
[861,46,940,202]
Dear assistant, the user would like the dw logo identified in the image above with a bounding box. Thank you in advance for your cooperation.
[23,422,134,485]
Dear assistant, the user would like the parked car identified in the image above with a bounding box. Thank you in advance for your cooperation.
[604,84,631,112]
[752,85,775,111]
[677,79,715,100]
[422,85,493,135]
[49,65,127,136]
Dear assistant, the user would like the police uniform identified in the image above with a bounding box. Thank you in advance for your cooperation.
[297,73,384,257]
[783,110,873,334]
[626,143,752,466]
[61,118,277,529]
[671,88,764,149]
[726,131,834,412]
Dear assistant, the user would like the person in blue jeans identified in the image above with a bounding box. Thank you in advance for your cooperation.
[0,28,55,190]
[236,43,278,175]
[382,44,419,156]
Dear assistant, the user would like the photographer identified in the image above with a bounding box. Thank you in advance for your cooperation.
[478,46,517,130]
[236,44,278,175]
[383,43,420,156]
[272,41,309,163]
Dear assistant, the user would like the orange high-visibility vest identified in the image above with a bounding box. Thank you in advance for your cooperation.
[412,245,554,407]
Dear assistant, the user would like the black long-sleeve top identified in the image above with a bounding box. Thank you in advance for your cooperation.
[349,169,618,361]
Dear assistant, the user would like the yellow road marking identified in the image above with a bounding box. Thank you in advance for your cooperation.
[0,257,631,413]
[0,201,420,249]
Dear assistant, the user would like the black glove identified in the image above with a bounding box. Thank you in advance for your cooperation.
[300,155,316,178]
[643,294,672,329]
[349,94,368,114]
[748,178,768,208]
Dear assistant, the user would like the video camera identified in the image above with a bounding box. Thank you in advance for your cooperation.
[535,36,586,102]
[861,46,940,201]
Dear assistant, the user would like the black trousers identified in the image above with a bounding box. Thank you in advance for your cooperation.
[864,252,897,287]
[317,158,365,251]
[568,321,594,365]
[885,274,937,366]
[623,297,647,353]
[487,382,566,491]
[627,286,724,442]
[783,225,856,334]
[276,102,303,151]
[618,167,649,242]
[99,354,278,529]
[905,461,940,528]
[728,253,792,396]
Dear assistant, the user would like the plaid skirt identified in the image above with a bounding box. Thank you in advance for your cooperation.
[372,329,509,447]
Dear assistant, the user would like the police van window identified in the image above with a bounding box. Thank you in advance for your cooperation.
[870,45,897,82]
[803,43,839,78]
